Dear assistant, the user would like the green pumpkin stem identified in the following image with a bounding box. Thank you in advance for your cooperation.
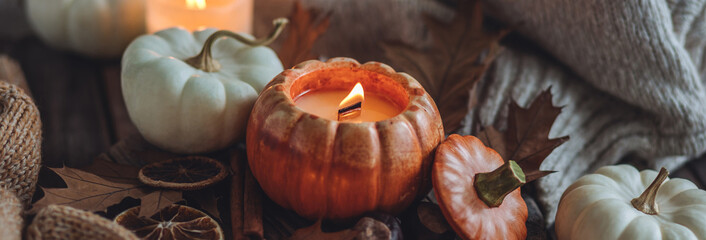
[631,167,669,215]
[474,160,526,208]
[185,18,289,72]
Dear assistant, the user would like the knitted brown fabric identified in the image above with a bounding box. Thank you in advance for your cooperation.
[0,188,22,240]
[0,81,41,206]
[27,205,139,240]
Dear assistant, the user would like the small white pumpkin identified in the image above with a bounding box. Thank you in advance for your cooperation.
[121,19,287,154]
[556,164,706,240]
[26,0,145,58]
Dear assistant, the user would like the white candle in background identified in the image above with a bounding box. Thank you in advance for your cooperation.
[146,0,253,34]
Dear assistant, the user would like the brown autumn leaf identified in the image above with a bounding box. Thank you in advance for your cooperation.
[184,188,221,221]
[32,160,183,218]
[477,88,569,182]
[383,0,508,134]
[138,190,183,218]
[289,217,390,240]
[417,202,451,235]
[277,1,330,68]
[81,157,143,184]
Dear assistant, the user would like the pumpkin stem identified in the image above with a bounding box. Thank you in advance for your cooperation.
[185,18,289,72]
[474,160,526,208]
[631,167,668,215]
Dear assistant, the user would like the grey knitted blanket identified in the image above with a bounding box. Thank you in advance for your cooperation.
[477,0,706,223]
[299,0,706,225]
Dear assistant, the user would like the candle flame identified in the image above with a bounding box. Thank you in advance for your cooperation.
[186,0,207,10]
[339,83,364,109]
[337,83,364,121]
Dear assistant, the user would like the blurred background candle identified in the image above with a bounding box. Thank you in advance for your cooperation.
[146,0,253,33]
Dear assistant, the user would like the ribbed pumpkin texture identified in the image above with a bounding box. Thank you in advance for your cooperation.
[246,58,444,220]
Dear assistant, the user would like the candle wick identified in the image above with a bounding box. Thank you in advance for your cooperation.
[337,101,362,121]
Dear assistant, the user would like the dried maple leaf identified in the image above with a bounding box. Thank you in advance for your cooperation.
[32,160,183,218]
[289,217,390,240]
[277,1,330,68]
[383,0,507,134]
[477,89,569,182]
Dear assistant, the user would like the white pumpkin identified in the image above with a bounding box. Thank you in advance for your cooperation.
[26,0,145,58]
[556,164,706,240]
[121,21,286,154]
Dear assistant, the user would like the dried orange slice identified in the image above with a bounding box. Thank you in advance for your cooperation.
[114,204,224,240]
[138,156,227,191]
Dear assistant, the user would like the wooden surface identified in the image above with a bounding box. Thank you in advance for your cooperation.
[1,1,706,239]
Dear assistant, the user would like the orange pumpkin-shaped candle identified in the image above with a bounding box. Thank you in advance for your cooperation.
[433,134,528,240]
[246,57,444,220]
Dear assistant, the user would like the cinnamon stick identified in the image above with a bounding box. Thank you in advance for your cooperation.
[230,148,245,240]
[244,164,264,239]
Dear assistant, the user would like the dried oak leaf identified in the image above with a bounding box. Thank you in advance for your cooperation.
[477,89,569,182]
[289,217,390,240]
[383,0,508,134]
[277,1,330,68]
[32,160,183,218]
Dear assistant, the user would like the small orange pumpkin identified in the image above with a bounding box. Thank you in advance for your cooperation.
[246,58,444,220]
[433,134,527,240]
